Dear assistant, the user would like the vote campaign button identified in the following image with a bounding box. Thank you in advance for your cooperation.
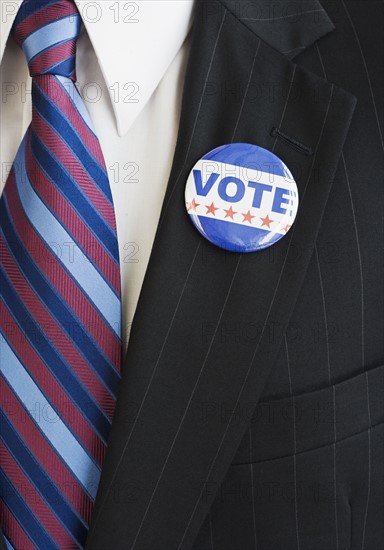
[185,143,299,253]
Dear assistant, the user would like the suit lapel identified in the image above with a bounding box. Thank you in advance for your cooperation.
[86,1,356,549]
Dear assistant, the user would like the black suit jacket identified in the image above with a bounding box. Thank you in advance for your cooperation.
[83,1,383,549]
[2,1,382,549]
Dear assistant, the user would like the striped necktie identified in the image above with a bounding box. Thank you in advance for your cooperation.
[0,1,123,548]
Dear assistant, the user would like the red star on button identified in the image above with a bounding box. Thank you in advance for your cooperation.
[282,224,291,233]
[224,206,237,220]
[260,214,274,229]
[206,202,219,216]
[242,210,255,224]
[187,198,200,212]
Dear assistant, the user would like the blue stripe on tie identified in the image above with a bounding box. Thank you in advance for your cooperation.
[56,75,96,134]
[16,136,121,336]
[0,205,121,396]
[22,16,81,63]
[0,469,58,549]
[4,535,16,550]
[43,56,76,78]
[33,81,113,201]
[29,130,119,268]
[1,341,101,502]
[0,268,112,444]
[1,413,88,547]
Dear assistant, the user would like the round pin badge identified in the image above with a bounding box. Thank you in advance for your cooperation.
[185,143,299,253]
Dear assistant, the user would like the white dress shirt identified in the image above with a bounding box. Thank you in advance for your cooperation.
[0,1,194,350]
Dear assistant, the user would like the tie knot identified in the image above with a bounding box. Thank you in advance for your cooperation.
[12,0,81,80]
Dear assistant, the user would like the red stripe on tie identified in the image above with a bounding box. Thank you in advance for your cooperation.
[1,380,94,526]
[25,139,121,293]
[37,76,107,169]
[1,242,117,421]
[13,2,79,46]
[29,40,76,77]
[0,501,35,550]
[6,167,122,370]
[31,108,117,229]
[0,303,108,466]
[0,443,78,549]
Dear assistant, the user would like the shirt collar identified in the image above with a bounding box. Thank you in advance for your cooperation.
[0,0,194,136]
